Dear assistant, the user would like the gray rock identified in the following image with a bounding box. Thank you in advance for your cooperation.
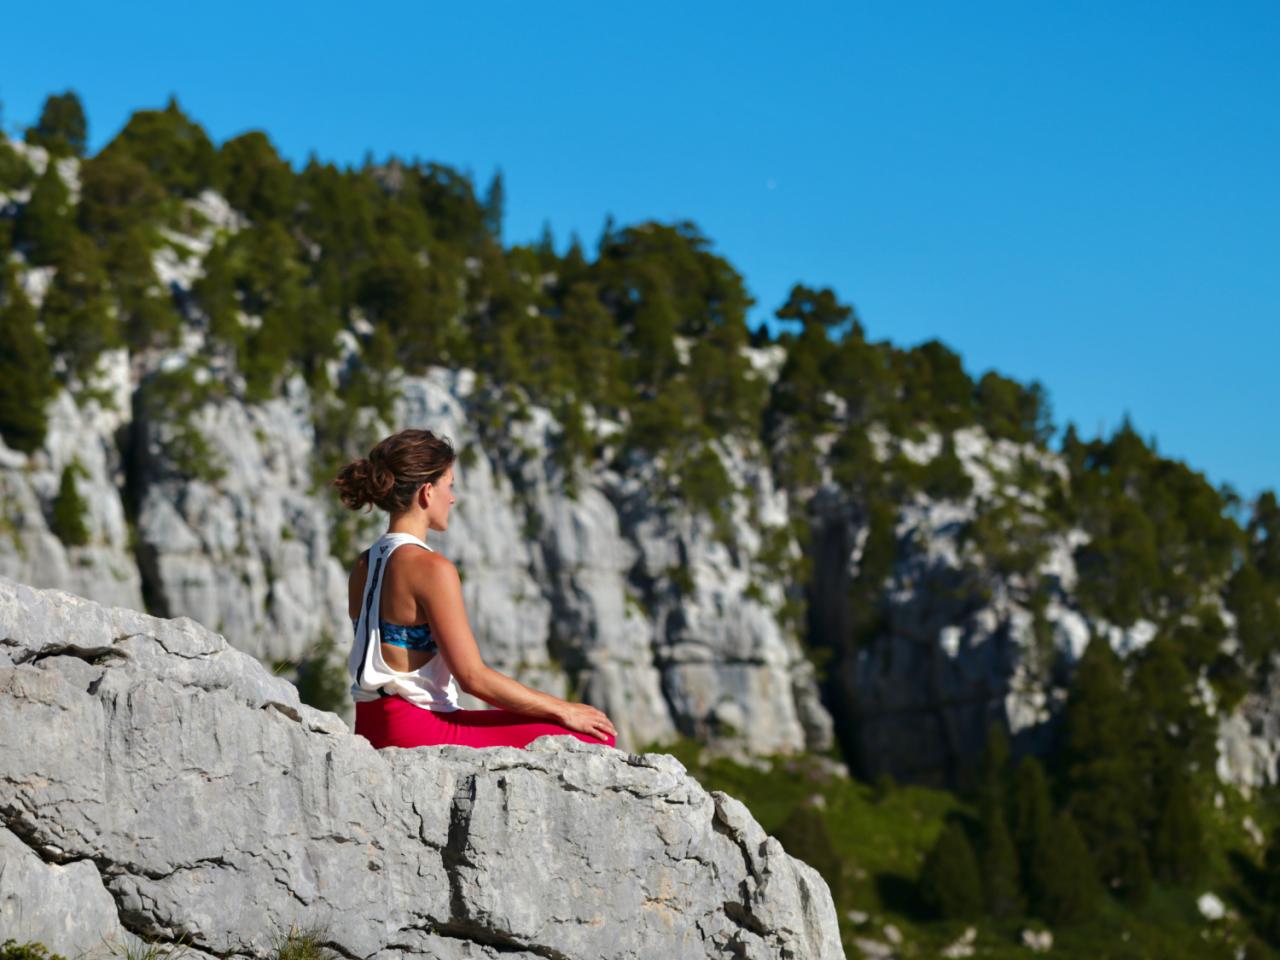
[0,577,845,959]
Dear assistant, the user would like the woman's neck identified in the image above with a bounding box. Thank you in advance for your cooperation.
[387,516,430,544]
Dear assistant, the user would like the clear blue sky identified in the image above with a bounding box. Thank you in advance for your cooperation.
[4,1,1277,502]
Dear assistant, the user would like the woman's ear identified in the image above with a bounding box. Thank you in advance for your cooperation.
[419,482,432,509]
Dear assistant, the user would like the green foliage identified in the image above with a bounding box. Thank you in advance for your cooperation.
[0,141,35,193]
[1032,811,1100,925]
[892,340,975,432]
[0,276,56,453]
[26,91,87,157]
[976,370,1053,445]
[39,232,119,383]
[972,725,1023,918]
[1059,635,1150,903]
[979,806,1024,918]
[51,459,91,547]
[15,163,74,265]
[482,168,505,240]
[136,366,226,484]
[774,802,844,903]
[78,148,168,241]
[105,228,183,351]
[1066,418,1245,631]
[1151,771,1204,885]
[292,635,349,715]
[675,442,735,534]
[221,131,294,222]
[105,97,221,197]
[270,925,339,960]
[0,941,67,960]
[917,434,973,501]
[919,820,984,919]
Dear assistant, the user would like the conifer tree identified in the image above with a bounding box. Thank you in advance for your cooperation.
[556,282,623,412]
[1150,770,1203,885]
[1262,825,1280,946]
[26,91,88,157]
[50,460,90,547]
[1249,492,1280,580]
[973,723,1022,916]
[980,807,1023,919]
[1010,756,1052,874]
[0,275,56,453]
[1059,634,1150,903]
[106,97,221,197]
[919,821,984,920]
[220,130,294,222]
[15,164,74,265]
[40,233,118,384]
[77,148,167,241]
[483,169,505,241]
[1030,811,1100,925]
[105,229,182,351]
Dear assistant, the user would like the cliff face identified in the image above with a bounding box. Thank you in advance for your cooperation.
[0,577,844,959]
[0,310,833,758]
[3,352,1279,788]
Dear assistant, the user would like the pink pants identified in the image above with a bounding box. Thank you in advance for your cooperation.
[355,695,617,750]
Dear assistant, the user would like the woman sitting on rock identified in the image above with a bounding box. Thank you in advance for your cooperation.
[333,428,618,750]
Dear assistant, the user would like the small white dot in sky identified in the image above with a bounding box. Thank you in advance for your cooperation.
[766,178,777,190]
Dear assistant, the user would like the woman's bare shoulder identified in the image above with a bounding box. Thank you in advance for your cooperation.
[408,547,457,580]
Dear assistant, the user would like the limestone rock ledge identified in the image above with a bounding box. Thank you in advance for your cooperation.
[0,577,844,960]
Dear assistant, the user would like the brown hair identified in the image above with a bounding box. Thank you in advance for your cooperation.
[333,429,456,513]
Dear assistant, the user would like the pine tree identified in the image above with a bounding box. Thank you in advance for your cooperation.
[77,148,167,240]
[980,808,1023,919]
[15,164,74,265]
[1059,634,1149,903]
[220,130,295,222]
[50,460,90,547]
[919,821,984,920]
[106,97,222,197]
[0,276,56,453]
[974,724,1022,917]
[483,169,505,240]
[26,91,88,157]
[1150,770,1203,885]
[39,233,118,384]
[1031,811,1100,925]
[1011,756,1054,912]
[1262,825,1280,946]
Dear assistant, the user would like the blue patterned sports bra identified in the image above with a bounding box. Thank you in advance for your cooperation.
[378,619,437,654]
[350,616,438,654]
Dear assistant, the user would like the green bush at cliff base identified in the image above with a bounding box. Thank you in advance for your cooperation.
[643,737,1279,959]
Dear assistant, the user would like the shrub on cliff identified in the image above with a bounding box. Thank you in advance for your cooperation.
[0,275,56,454]
[50,460,91,547]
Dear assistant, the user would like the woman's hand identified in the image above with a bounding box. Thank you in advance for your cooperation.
[560,702,618,742]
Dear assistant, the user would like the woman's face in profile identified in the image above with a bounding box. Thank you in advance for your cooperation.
[429,465,457,531]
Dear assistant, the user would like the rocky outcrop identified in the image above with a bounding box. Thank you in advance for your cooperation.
[1215,659,1280,790]
[0,576,844,959]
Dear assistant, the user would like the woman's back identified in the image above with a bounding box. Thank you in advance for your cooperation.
[348,544,440,673]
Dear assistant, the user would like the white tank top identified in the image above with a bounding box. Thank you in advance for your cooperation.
[348,531,461,712]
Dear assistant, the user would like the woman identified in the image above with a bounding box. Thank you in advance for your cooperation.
[333,428,618,750]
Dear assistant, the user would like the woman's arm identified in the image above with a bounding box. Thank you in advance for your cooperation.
[413,552,570,723]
